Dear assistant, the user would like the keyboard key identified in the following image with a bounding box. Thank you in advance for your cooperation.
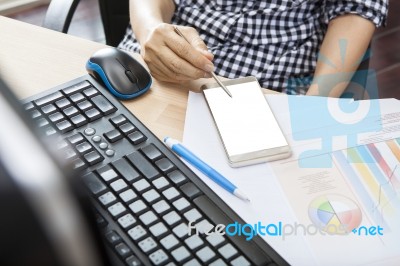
[30,109,42,119]
[127,152,160,180]
[206,233,226,247]
[196,246,216,263]
[143,189,161,203]
[149,249,169,265]
[24,102,35,111]
[63,106,79,117]
[110,114,127,126]
[67,133,85,145]
[184,235,204,250]
[91,94,116,115]
[127,131,147,145]
[118,213,136,229]
[85,108,102,121]
[160,234,179,250]
[56,120,73,133]
[84,127,96,136]
[129,200,148,214]
[133,179,150,192]
[104,129,123,143]
[45,126,57,136]
[119,122,136,135]
[119,189,137,203]
[98,191,117,206]
[77,100,93,112]
[55,98,71,109]
[36,117,49,127]
[76,141,93,154]
[70,114,88,127]
[83,87,99,97]
[141,144,163,161]
[126,255,142,266]
[162,211,181,226]
[139,210,158,226]
[152,200,171,214]
[105,230,121,245]
[97,165,119,182]
[184,209,202,223]
[162,187,180,201]
[62,80,91,95]
[112,158,141,183]
[95,212,107,228]
[168,170,188,186]
[218,243,237,260]
[34,91,63,106]
[195,220,213,234]
[83,151,104,165]
[82,172,106,195]
[173,197,190,212]
[149,222,168,238]
[184,259,201,266]
[108,202,126,217]
[152,176,170,190]
[115,242,131,258]
[49,112,64,123]
[41,103,57,114]
[171,246,190,262]
[128,225,147,241]
[110,179,128,192]
[69,92,85,103]
[180,182,202,200]
[231,256,251,266]
[209,259,227,266]
[139,237,158,253]
[72,158,87,170]
[155,158,176,173]
[172,223,189,239]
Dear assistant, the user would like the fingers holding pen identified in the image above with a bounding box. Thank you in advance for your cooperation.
[141,23,214,82]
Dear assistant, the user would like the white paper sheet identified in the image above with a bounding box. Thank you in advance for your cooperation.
[182,91,400,265]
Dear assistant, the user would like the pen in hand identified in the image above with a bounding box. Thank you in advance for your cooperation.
[164,137,250,201]
[173,26,232,98]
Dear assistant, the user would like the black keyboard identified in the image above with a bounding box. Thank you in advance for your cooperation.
[22,75,288,266]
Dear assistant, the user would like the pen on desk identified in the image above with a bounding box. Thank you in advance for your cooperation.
[173,26,232,98]
[164,137,250,201]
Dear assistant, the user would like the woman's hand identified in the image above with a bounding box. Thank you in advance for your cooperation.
[140,24,215,82]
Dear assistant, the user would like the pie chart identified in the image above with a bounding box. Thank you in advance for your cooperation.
[308,194,362,234]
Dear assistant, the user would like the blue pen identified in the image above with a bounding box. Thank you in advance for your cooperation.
[164,137,250,201]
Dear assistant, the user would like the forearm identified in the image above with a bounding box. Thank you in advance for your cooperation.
[307,14,375,97]
[129,0,175,45]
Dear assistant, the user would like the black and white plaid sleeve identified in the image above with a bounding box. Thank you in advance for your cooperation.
[119,0,389,94]
[325,0,389,27]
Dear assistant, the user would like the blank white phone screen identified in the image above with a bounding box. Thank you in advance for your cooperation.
[203,80,289,164]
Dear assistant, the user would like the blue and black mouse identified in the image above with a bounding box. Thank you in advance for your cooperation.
[86,47,152,100]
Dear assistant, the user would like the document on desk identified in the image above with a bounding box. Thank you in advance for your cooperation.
[183,91,400,265]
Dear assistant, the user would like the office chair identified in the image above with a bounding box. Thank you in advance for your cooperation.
[42,0,129,47]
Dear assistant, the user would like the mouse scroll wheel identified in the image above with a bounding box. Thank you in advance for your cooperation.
[125,70,138,84]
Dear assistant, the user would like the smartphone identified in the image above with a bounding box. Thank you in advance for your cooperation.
[202,76,291,167]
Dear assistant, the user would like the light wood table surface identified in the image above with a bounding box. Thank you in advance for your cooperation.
[0,16,277,141]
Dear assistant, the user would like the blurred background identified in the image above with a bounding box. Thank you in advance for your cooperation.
[2,0,399,99]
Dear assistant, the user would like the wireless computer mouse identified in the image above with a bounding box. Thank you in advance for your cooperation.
[86,47,152,100]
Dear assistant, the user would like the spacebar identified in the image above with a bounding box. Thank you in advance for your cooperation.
[193,195,272,265]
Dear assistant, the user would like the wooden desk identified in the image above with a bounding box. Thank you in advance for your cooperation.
[0,16,191,140]
[0,16,278,140]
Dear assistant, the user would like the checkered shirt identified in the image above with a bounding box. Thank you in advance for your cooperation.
[119,0,388,94]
